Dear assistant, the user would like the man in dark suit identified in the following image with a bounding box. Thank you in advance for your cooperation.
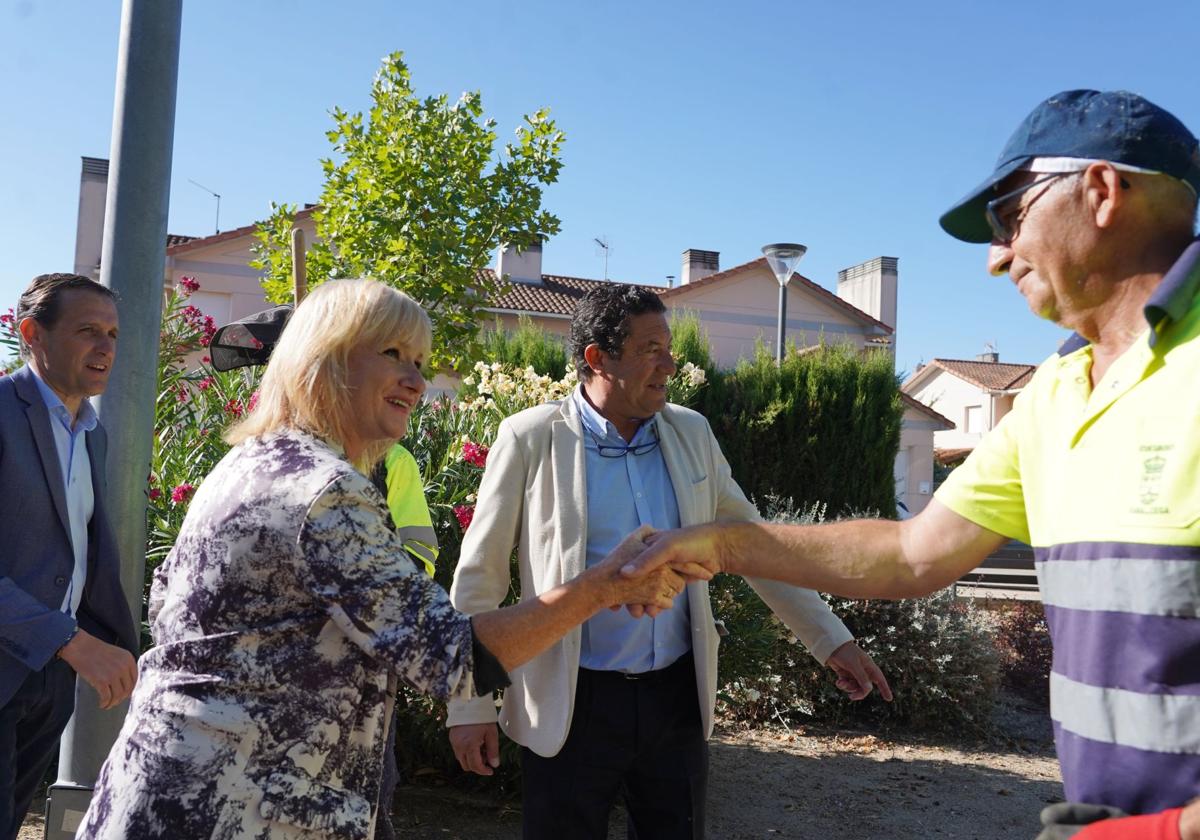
[0,273,139,839]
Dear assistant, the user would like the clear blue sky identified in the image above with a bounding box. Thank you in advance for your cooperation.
[2,0,1197,375]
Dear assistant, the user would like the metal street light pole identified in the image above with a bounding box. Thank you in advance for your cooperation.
[45,1,182,836]
[761,243,807,363]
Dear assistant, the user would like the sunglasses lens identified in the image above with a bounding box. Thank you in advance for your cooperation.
[985,203,1012,243]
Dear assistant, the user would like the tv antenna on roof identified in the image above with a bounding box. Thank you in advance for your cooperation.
[593,236,611,281]
[188,178,222,235]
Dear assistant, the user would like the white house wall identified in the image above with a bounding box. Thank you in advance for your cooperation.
[908,368,993,450]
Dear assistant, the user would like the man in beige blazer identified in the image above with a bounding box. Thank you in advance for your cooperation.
[447,284,890,839]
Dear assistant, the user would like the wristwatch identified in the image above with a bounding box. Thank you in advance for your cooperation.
[56,624,80,659]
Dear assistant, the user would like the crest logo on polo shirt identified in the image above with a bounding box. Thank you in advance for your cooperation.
[1138,454,1167,507]
[1130,442,1173,516]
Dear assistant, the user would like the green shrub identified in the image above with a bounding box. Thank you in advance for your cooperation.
[992,600,1052,708]
[714,501,1000,733]
[478,315,569,380]
[147,285,260,583]
[699,343,902,518]
[670,310,716,379]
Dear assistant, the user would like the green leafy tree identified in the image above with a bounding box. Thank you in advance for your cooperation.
[253,51,565,370]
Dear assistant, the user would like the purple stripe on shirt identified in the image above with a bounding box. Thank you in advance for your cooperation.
[1053,722,1200,814]
[1034,541,1200,563]
[1045,604,1200,695]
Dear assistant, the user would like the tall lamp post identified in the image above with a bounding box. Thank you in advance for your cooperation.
[762,243,807,363]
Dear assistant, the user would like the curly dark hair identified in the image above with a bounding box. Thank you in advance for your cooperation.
[16,273,117,359]
[569,285,666,379]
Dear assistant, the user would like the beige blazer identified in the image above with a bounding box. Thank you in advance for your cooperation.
[447,398,854,758]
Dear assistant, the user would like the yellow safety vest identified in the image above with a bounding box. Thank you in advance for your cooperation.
[383,444,438,577]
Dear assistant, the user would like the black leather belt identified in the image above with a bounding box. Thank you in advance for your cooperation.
[580,651,693,683]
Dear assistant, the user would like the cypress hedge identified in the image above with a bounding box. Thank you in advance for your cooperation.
[695,341,903,518]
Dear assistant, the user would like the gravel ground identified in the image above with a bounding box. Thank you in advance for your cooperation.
[20,695,1061,839]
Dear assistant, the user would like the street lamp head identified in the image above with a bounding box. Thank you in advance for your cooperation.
[761,243,807,287]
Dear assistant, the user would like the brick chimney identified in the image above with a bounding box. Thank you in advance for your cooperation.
[836,256,898,329]
[681,249,719,285]
[496,242,543,285]
[74,157,109,280]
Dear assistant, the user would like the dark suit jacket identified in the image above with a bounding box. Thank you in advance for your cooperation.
[0,365,138,708]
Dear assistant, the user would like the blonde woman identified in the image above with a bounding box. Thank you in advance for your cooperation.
[78,280,695,839]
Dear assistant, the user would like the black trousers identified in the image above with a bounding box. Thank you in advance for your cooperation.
[521,652,708,840]
[0,659,75,840]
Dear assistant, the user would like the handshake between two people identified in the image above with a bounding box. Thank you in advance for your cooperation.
[600,524,722,619]
[453,521,891,776]
[598,523,892,705]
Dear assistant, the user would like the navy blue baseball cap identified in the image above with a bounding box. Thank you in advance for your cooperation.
[940,89,1200,243]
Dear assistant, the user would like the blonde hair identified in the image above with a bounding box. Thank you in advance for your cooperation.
[226,279,432,470]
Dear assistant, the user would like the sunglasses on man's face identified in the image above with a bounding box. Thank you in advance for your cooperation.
[984,172,1072,244]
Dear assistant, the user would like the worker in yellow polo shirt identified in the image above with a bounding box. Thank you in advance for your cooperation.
[374,441,437,840]
[381,442,438,577]
[638,89,1200,839]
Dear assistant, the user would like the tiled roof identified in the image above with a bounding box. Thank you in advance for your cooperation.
[166,233,198,247]
[899,392,955,429]
[659,257,893,334]
[165,207,317,256]
[476,269,660,316]
[1006,367,1035,389]
[934,447,974,466]
[927,358,1036,391]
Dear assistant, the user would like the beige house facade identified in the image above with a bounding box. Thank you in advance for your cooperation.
[897,394,954,516]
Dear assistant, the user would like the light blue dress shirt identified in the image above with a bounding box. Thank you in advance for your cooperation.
[572,387,690,673]
[31,368,96,617]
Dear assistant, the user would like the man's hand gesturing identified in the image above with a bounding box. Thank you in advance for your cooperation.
[58,628,137,710]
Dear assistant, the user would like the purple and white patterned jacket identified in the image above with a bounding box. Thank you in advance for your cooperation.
[79,429,480,839]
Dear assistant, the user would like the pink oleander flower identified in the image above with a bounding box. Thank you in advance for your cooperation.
[201,355,211,364]
[0,311,13,325]
[453,504,475,531]
[461,441,489,469]
[170,483,196,505]
[197,376,215,391]
[148,488,162,501]
[224,398,243,418]
[177,276,200,295]
[246,390,259,413]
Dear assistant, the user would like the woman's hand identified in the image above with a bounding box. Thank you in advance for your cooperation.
[592,526,689,618]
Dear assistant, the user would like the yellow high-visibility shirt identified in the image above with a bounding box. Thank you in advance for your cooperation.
[384,444,438,577]
[935,239,1200,814]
